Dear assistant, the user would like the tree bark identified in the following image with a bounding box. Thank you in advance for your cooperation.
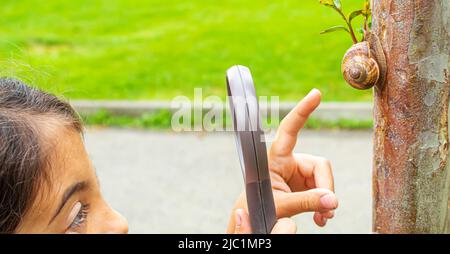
[371,0,450,233]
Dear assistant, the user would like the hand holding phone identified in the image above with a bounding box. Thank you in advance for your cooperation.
[226,68,338,234]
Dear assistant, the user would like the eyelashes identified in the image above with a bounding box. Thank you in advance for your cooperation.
[68,203,90,231]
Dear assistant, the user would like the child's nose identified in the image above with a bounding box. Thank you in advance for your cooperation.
[103,209,129,234]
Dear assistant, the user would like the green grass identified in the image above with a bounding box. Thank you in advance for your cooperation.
[0,0,372,102]
[82,109,373,130]
[82,110,174,129]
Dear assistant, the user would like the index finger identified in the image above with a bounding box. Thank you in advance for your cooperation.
[271,89,321,156]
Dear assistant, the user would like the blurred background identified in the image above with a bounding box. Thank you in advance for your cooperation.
[0,0,371,101]
[0,0,373,233]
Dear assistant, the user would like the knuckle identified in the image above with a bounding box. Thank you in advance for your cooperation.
[297,194,315,211]
[318,157,332,169]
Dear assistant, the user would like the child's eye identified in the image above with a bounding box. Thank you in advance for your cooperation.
[67,203,89,231]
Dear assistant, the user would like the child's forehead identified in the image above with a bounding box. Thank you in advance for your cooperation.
[18,126,95,231]
[44,124,92,179]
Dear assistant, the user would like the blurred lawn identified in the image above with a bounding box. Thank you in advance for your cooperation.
[0,0,372,101]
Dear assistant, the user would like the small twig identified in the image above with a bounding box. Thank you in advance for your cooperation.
[362,0,371,41]
[334,7,358,44]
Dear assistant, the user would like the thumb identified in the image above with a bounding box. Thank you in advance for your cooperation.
[276,188,338,218]
[233,209,252,234]
[271,218,297,234]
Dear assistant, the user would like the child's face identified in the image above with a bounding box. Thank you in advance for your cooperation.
[15,125,128,234]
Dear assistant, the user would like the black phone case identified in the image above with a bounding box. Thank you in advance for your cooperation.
[226,65,277,234]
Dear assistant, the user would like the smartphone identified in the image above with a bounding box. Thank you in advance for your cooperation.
[226,65,277,234]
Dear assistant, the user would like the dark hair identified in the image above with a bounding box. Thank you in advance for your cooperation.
[0,77,82,233]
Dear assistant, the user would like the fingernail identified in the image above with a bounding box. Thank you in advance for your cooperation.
[235,210,242,228]
[309,88,321,95]
[322,217,328,225]
[320,194,337,210]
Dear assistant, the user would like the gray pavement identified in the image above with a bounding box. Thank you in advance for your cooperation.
[84,129,373,234]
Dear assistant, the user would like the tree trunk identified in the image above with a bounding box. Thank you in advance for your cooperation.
[371,0,450,233]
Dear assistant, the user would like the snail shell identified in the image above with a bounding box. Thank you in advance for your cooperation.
[341,32,387,90]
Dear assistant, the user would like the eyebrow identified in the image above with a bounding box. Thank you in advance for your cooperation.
[49,181,88,225]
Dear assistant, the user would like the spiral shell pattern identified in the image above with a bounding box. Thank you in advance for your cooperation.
[341,42,380,90]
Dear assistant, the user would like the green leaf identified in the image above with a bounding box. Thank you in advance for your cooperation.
[349,10,363,22]
[320,25,350,35]
[319,0,335,7]
[333,0,342,10]
[357,27,365,36]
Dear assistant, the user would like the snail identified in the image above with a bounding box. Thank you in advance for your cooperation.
[341,31,387,90]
